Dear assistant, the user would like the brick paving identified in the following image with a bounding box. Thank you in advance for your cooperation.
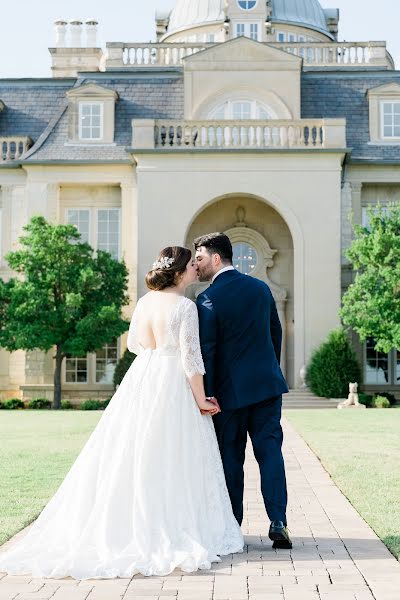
[1,418,399,600]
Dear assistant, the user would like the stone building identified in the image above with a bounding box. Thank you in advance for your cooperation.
[0,0,399,401]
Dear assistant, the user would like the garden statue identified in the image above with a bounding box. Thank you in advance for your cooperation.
[338,382,365,409]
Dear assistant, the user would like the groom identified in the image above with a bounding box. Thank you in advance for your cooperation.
[194,232,292,549]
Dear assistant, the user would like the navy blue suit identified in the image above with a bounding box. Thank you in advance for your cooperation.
[196,269,289,526]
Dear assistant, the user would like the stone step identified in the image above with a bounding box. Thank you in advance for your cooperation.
[283,389,339,409]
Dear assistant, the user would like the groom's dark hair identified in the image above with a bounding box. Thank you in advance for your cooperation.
[194,232,233,263]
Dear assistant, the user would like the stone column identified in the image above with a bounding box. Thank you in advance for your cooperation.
[120,180,138,351]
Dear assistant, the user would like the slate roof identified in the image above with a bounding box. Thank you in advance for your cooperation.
[2,68,400,164]
[301,71,400,162]
[0,73,184,162]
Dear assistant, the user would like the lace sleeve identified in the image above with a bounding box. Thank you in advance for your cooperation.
[127,300,141,355]
[179,300,206,378]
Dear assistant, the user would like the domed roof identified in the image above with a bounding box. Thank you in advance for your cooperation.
[167,0,225,35]
[271,0,332,37]
[165,0,333,39]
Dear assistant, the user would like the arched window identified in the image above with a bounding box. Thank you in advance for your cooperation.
[211,100,271,120]
[238,0,257,9]
[233,242,258,274]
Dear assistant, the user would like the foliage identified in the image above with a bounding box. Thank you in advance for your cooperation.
[113,349,136,388]
[0,217,130,409]
[27,398,52,410]
[373,395,391,409]
[80,399,105,411]
[2,399,25,410]
[61,400,74,410]
[341,203,400,354]
[306,329,362,398]
[377,392,397,406]
[358,393,373,408]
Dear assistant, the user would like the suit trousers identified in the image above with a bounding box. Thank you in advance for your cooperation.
[213,395,288,526]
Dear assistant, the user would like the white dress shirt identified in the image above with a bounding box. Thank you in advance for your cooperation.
[211,265,235,283]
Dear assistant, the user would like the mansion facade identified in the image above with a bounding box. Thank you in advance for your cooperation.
[0,0,399,400]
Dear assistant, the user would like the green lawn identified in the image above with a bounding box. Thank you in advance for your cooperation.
[0,411,101,544]
[285,409,400,560]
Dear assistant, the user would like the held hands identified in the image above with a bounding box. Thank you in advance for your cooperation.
[200,396,221,416]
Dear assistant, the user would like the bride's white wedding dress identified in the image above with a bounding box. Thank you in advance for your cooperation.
[0,293,243,580]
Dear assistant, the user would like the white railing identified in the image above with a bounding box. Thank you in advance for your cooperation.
[0,137,32,162]
[106,42,212,68]
[268,41,394,69]
[132,119,346,150]
[106,41,393,69]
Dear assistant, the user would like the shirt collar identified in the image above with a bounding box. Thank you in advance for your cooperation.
[212,265,235,283]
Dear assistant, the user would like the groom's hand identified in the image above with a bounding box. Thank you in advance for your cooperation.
[200,397,221,416]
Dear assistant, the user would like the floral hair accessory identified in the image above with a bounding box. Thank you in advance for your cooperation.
[152,256,175,270]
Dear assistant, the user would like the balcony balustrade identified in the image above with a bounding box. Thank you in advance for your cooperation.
[131,119,347,150]
[106,41,393,70]
[0,137,32,162]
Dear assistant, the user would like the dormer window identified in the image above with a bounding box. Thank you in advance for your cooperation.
[238,0,257,9]
[368,83,400,144]
[382,101,400,139]
[66,83,118,145]
[79,102,104,140]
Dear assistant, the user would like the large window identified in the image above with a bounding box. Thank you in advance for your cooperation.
[67,207,121,260]
[79,102,103,141]
[211,100,271,120]
[96,340,119,384]
[365,338,400,386]
[64,342,119,386]
[381,101,400,139]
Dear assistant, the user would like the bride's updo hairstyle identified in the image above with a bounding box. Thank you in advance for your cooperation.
[145,246,192,291]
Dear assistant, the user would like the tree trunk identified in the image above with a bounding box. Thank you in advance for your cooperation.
[53,348,63,410]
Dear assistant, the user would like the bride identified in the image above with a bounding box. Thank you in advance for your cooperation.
[0,246,244,580]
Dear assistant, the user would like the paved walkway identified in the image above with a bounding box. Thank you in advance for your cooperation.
[1,418,399,600]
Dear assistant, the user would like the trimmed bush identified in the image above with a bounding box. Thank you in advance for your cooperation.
[80,399,104,411]
[101,397,112,409]
[306,329,362,398]
[28,398,52,410]
[113,349,136,388]
[2,398,25,410]
[61,400,74,410]
[358,393,374,408]
[373,395,391,408]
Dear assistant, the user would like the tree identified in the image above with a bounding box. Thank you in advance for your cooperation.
[341,203,400,354]
[0,217,130,409]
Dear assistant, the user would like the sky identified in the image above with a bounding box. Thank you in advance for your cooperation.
[0,0,399,78]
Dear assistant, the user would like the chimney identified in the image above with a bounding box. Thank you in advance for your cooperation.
[70,19,83,47]
[49,18,103,78]
[54,18,68,47]
[86,18,99,47]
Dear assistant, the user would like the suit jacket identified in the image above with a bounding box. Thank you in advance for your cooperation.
[196,269,288,410]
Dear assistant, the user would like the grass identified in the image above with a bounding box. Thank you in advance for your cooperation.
[285,409,400,561]
[0,411,101,544]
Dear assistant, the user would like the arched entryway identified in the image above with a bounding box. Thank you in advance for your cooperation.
[185,194,295,387]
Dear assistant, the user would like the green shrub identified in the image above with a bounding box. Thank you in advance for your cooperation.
[306,329,362,398]
[376,392,397,406]
[2,398,25,410]
[373,395,391,408]
[358,393,374,407]
[0,402,4,410]
[113,349,136,388]
[80,399,104,411]
[61,400,74,410]
[101,397,112,409]
[28,398,52,410]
